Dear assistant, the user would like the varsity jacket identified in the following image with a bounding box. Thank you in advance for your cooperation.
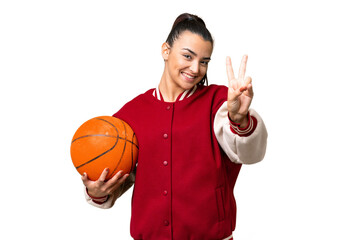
[85,84,268,240]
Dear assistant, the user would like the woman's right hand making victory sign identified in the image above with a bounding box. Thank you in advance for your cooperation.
[226,55,254,127]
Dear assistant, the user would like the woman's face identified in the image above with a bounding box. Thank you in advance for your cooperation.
[163,30,213,90]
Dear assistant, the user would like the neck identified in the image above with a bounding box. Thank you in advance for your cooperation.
[158,72,184,102]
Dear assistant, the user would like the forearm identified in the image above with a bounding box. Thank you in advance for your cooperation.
[214,102,268,164]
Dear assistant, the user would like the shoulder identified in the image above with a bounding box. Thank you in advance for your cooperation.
[198,84,227,93]
[128,89,154,104]
[198,84,228,99]
[202,84,228,98]
[122,88,154,107]
[113,88,154,118]
[195,84,228,114]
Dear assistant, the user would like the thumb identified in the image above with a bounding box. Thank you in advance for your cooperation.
[228,80,242,100]
[81,172,89,185]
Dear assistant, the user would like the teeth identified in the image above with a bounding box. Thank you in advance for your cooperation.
[183,72,195,79]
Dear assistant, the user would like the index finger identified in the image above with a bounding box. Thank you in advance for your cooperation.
[105,170,124,186]
[226,56,235,83]
[97,168,109,182]
[238,55,248,80]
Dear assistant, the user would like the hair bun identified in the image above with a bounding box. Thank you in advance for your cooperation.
[171,13,206,29]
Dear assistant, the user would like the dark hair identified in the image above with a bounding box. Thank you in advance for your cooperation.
[166,13,214,86]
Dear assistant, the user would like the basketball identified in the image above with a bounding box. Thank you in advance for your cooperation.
[70,116,138,181]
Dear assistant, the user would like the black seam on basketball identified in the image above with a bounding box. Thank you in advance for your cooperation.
[109,120,127,176]
[72,134,136,145]
[130,135,139,149]
[76,118,119,169]
[72,134,117,143]
[130,132,136,172]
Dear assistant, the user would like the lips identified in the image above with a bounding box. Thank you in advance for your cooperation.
[181,72,197,81]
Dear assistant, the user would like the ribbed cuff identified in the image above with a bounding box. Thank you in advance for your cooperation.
[86,188,109,205]
[228,112,258,137]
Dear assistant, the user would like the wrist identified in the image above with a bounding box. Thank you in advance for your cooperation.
[86,188,109,204]
[228,112,257,137]
[228,112,249,128]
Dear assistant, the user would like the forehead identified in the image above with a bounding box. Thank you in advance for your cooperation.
[172,31,213,56]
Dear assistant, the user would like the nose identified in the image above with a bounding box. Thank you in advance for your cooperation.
[189,61,200,74]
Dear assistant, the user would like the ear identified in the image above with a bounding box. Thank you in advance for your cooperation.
[161,42,170,60]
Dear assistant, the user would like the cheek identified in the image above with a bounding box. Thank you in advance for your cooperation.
[171,59,189,74]
[176,58,189,68]
[200,66,208,76]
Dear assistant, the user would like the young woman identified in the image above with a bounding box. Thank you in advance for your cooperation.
[81,13,267,240]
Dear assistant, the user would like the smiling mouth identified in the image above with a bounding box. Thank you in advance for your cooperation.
[181,72,197,81]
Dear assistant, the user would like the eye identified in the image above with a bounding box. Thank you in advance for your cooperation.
[183,54,192,59]
[201,61,209,66]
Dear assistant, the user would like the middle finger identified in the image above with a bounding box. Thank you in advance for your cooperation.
[238,55,248,80]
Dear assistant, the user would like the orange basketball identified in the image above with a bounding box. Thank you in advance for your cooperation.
[70,116,138,181]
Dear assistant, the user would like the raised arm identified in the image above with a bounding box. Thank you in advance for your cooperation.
[214,55,267,164]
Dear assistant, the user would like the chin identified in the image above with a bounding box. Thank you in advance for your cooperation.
[180,77,202,89]
[179,81,197,90]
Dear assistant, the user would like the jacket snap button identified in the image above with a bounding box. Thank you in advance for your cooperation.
[163,133,168,139]
[164,220,169,226]
[166,106,171,110]
[163,161,168,166]
[163,190,168,196]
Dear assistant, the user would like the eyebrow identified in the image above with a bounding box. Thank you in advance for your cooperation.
[182,48,211,60]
